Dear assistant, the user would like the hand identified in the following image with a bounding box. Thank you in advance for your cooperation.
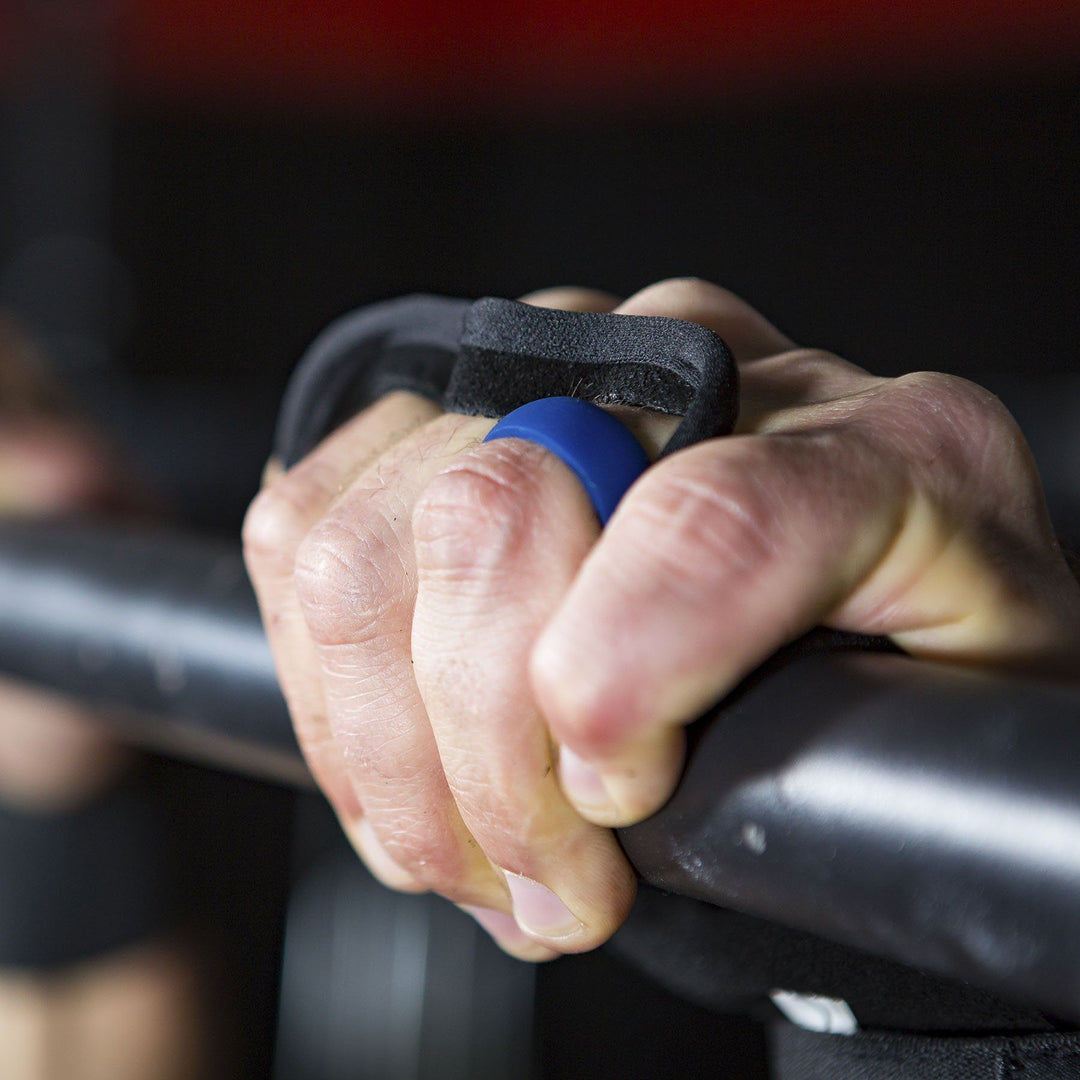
[244,278,1080,959]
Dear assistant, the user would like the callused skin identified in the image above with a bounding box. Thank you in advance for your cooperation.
[244,278,1080,960]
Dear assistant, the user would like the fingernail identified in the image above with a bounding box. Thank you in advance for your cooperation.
[504,873,583,939]
[461,905,531,946]
[558,745,611,809]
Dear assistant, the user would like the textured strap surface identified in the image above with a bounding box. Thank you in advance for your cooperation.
[446,297,738,453]
[273,294,738,467]
[274,294,468,467]
[770,1024,1080,1080]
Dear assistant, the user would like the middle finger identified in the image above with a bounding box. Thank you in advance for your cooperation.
[411,433,636,952]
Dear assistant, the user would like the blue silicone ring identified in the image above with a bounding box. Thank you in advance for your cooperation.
[483,397,650,525]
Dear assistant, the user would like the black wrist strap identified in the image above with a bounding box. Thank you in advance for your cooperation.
[273,294,470,469]
[274,294,738,468]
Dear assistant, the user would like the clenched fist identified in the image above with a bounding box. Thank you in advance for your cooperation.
[244,279,1080,961]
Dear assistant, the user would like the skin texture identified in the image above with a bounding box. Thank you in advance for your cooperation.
[244,278,1080,959]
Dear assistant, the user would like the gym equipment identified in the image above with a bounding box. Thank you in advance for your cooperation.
[1,295,1079,1053]
[1,518,1078,1022]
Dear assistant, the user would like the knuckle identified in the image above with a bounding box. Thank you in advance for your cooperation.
[892,370,998,416]
[778,346,839,364]
[412,444,547,571]
[293,515,402,646]
[886,371,1030,476]
[530,638,632,758]
[624,458,781,592]
[448,775,534,852]
[336,725,434,789]
[242,483,302,567]
[430,745,587,875]
[630,276,715,309]
[768,346,849,380]
[741,349,879,422]
[243,457,346,566]
[556,691,623,761]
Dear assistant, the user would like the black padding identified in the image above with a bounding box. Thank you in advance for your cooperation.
[273,293,738,468]
[0,771,172,968]
[444,297,738,453]
[612,888,1053,1033]
[274,294,470,468]
[3,524,1080,1022]
[769,1025,1080,1080]
[620,650,1080,1021]
[0,522,298,759]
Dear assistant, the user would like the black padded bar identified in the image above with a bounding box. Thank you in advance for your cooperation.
[1,521,1080,1016]
[0,521,297,759]
[622,650,1080,1020]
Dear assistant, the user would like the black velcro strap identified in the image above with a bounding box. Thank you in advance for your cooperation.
[0,771,172,969]
[444,297,738,454]
[769,1024,1080,1080]
[273,294,738,468]
[274,295,470,468]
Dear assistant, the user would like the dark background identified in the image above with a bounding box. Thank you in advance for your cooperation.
[4,3,1079,531]
[118,85,1080,388]
[47,76,1079,543]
